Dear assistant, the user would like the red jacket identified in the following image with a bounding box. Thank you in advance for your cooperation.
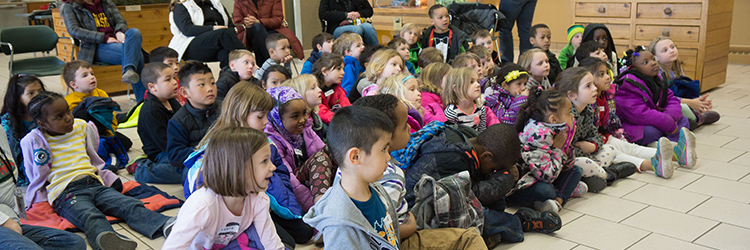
[233,0,304,59]
[318,85,351,124]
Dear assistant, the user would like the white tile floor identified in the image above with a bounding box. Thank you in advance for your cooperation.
[1,52,749,249]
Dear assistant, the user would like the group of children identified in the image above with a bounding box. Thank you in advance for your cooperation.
[0,3,718,250]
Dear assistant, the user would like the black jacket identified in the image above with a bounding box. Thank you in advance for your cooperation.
[545,49,562,83]
[582,23,619,70]
[138,92,181,161]
[166,100,221,166]
[418,25,470,63]
[216,66,260,100]
[318,0,373,34]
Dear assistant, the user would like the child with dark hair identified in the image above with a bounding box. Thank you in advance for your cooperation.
[419,4,470,62]
[484,63,529,125]
[1,75,45,185]
[581,23,619,74]
[301,32,335,75]
[572,41,608,69]
[529,24,562,82]
[260,65,291,89]
[388,37,416,74]
[149,46,185,105]
[254,33,293,80]
[615,46,697,169]
[313,53,350,124]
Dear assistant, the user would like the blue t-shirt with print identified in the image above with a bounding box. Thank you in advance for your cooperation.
[351,186,399,248]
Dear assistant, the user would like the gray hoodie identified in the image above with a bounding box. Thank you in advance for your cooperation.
[303,180,400,250]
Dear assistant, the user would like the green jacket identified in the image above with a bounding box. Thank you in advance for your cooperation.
[559,43,575,70]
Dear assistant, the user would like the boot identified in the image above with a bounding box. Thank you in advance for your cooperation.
[603,162,638,185]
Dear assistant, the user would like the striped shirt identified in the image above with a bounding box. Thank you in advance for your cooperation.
[44,119,101,204]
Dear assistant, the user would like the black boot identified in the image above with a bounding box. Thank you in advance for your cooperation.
[581,176,607,192]
[603,162,638,185]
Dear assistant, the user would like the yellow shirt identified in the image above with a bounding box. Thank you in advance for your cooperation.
[64,88,117,136]
[44,119,102,204]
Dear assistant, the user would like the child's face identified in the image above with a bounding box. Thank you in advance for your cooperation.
[163,57,180,78]
[466,60,483,79]
[502,78,527,96]
[569,73,597,105]
[304,82,322,108]
[390,102,410,151]
[474,36,493,51]
[529,52,550,78]
[550,98,574,127]
[20,82,43,109]
[248,144,274,192]
[480,57,493,77]
[323,63,345,87]
[467,72,482,101]
[270,39,291,62]
[401,29,419,45]
[592,64,611,92]
[281,99,309,135]
[590,48,609,62]
[356,132,392,183]
[230,54,257,81]
[430,7,450,33]
[632,51,660,77]
[396,44,410,61]
[70,67,97,93]
[246,110,269,130]
[592,28,609,50]
[39,98,74,136]
[530,28,551,51]
[182,72,217,109]
[403,78,421,104]
[571,33,583,49]
[321,40,334,54]
[379,56,403,81]
[654,39,679,65]
[262,71,286,90]
[347,40,365,59]
[149,68,179,100]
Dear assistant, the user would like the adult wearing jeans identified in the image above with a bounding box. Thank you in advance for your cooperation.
[498,0,538,64]
[169,0,246,68]
[319,0,379,45]
[233,0,305,65]
[62,0,147,101]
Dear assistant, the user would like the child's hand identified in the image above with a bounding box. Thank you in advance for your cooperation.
[575,141,597,154]
[688,94,713,114]
[213,25,228,30]
[1,219,22,235]
[553,128,568,149]
[282,55,294,64]
[520,88,530,96]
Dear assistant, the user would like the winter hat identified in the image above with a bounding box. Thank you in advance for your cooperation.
[567,25,585,43]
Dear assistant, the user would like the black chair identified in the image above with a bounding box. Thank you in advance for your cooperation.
[0,25,68,76]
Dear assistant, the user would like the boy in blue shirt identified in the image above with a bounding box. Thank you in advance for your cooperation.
[332,32,365,96]
[301,33,334,75]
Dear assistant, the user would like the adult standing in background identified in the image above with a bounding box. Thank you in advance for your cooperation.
[168,0,246,68]
[319,0,379,45]
[233,0,305,65]
[498,0,538,64]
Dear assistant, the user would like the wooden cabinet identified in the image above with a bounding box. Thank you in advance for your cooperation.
[572,0,733,92]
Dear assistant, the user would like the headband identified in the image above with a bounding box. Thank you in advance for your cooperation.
[401,75,416,84]
[503,70,528,83]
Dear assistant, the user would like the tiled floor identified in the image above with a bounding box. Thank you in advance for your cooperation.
[2,51,750,249]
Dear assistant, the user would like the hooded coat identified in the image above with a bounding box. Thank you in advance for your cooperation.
[582,23,620,72]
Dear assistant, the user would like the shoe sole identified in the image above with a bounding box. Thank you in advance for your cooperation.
[521,211,562,234]
[97,231,137,250]
[680,127,697,169]
[581,176,607,193]
[655,138,675,179]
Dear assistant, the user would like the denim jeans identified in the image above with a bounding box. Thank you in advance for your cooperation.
[52,176,170,249]
[498,0,538,63]
[508,166,582,206]
[481,198,524,243]
[333,23,379,46]
[134,152,187,184]
[0,224,87,250]
[95,28,146,101]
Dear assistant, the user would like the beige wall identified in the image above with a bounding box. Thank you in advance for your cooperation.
[731,0,750,48]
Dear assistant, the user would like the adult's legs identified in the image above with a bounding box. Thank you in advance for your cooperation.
[0,225,43,250]
[358,23,380,45]
[21,224,87,250]
[498,0,521,63]
[95,28,146,101]
[516,0,538,56]
[183,29,246,68]
[246,23,271,65]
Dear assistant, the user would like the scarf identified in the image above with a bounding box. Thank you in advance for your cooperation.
[391,121,446,169]
[267,87,305,149]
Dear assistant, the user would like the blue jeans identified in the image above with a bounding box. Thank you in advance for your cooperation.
[498,0,538,63]
[95,28,146,101]
[52,176,169,249]
[0,224,86,250]
[134,152,187,184]
[508,166,582,206]
[333,23,379,46]
[482,198,524,243]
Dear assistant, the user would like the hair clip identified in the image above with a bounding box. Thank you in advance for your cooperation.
[504,70,528,83]
[401,75,415,84]
[534,86,544,95]
[633,52,640,57]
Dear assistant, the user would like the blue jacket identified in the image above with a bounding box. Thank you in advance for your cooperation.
[184,141,303,219]
[341,55,363,96]
[301,51,322,75]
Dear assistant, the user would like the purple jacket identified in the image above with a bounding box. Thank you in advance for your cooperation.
[21,120,118,208]
[264,121,326,212]
[614,73,683,143]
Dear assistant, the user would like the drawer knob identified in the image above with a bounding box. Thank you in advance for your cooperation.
[662,29,670,37]
[664,7,673,15]
[598,6,606,13]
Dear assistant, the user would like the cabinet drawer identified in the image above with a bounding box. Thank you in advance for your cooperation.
[636,3,702,19]
[605,23,631,40]
[56,41,76,59]
[576,2,631,18]
[635,25,699,43]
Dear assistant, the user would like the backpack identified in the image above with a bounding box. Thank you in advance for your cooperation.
[411,171,484,233]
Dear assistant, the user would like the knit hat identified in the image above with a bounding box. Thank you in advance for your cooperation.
[567,25,585,43]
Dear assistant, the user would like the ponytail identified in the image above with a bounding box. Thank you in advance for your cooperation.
[514,88,566,132]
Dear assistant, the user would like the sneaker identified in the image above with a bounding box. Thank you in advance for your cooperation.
[570,181,588,198]
[701,111,720,125]
[163,216,177,238]
[652,137,675,179]
[126,155,148,175]
[674,127,697,169]
[96,231,137,250]
[121,69,140,84]
[515,207,562,234]
[580,176,606,193]
[533,199,561,213]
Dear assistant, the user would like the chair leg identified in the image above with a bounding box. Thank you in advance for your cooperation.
[127,83,135,102]
[291,59,300,76]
